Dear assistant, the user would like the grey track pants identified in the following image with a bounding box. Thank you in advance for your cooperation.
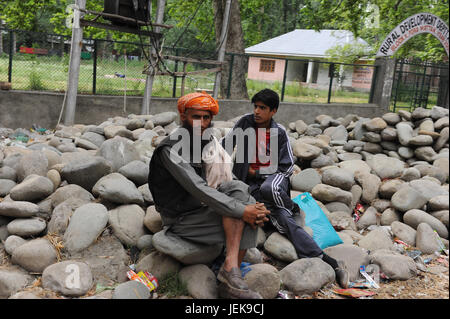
[163,180,258,250]
[249,174,323,258]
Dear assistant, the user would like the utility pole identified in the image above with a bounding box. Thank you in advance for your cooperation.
[141,0,166,115]
[64,0,85,126]
[213,0,232,100]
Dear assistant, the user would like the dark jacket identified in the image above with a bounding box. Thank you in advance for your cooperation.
[148,128,246,220]
[221,113,295,183]
[148,132,205,218]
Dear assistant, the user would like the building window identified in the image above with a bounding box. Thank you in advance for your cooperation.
[259,59,275,72]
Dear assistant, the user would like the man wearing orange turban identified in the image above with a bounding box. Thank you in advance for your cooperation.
[177,92,219,116]
[149,92,270,299]
[177,92,219,137]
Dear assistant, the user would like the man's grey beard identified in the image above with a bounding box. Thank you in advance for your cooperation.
[176,120,214,163]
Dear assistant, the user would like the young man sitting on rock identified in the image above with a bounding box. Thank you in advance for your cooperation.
[148,92,270,299]
[221,88,349,288]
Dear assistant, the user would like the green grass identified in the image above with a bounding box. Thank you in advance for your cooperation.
[389,83,440,112]
[156,271,189,298]
[247,79,371,104]
[1,54,217,96]
[2,54,371,103]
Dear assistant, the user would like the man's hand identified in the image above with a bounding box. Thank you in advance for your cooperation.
[242,202,270,229]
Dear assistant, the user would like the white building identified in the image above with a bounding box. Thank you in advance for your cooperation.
[245,29,373,91]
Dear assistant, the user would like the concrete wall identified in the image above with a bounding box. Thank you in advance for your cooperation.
[0,90,383,129]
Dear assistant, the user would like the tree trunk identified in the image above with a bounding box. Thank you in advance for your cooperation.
[213,0,248,100]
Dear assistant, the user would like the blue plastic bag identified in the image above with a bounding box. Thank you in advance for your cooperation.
[240,262,252,277]
[292,192,343,249]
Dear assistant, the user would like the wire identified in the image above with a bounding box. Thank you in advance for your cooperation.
[134,0,228,84]
[56,87,68,129]
[212,0,233,57]
[134,0,151,64]
[56,24,74,129]
[134,0,172,76]
[170,0,207,51]
[139,0,216,76]
[123,49,127,114]
[177,2,221,59]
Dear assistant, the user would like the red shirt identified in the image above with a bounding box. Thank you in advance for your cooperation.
[250,129,271,171]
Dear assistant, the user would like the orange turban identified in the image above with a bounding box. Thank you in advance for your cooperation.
[177,92,219,116]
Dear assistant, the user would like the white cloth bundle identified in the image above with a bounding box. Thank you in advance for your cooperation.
[202,136,233,189]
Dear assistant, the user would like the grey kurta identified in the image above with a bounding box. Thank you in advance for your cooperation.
[157,146,258,250]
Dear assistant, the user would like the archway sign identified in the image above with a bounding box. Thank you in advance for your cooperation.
[376,12,449,57]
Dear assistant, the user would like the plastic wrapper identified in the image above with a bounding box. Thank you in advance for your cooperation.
[127,269,158,292]
[332,288,376,298]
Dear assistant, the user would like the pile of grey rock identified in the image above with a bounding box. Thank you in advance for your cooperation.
[0,106,448,299]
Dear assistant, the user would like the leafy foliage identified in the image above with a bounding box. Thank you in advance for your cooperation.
[300,0,449,61]
[325,42,374,63]
[1,0,448,61]
[0,0,59,32]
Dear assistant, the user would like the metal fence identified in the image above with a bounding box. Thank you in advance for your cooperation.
[0,28,218,97]
[391,58,449,111]
[225,52,378,104]
[1,28,379,104]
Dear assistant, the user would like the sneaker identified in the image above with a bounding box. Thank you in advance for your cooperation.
[291,203,301,215]
[217,266,249,291]
[335,267,349,289]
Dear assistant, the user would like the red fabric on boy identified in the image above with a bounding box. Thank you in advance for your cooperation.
[250,129,271,171]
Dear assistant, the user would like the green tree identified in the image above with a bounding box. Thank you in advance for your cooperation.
[165,0,307,49]
[0,0,59,32]
[325,42,374,64]
[50,0,106,38]
[164,0,216,54]
[300,0,449,62]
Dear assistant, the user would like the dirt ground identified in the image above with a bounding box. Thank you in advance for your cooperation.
[264,251,449,300]
[1,241,448,300]
[317,263,449,300]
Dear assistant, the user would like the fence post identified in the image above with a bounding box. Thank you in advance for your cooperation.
[368,65,378,103]
[92,39,97,94]
[327,63,334,103]
[418,62,427,108]
[226,53,234,99]
[172,48,179,98]
[281,59,289,102]
[392,59,401,112]
[8,30,13,83]
[59,35,64,58]
[180,61,187,96]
